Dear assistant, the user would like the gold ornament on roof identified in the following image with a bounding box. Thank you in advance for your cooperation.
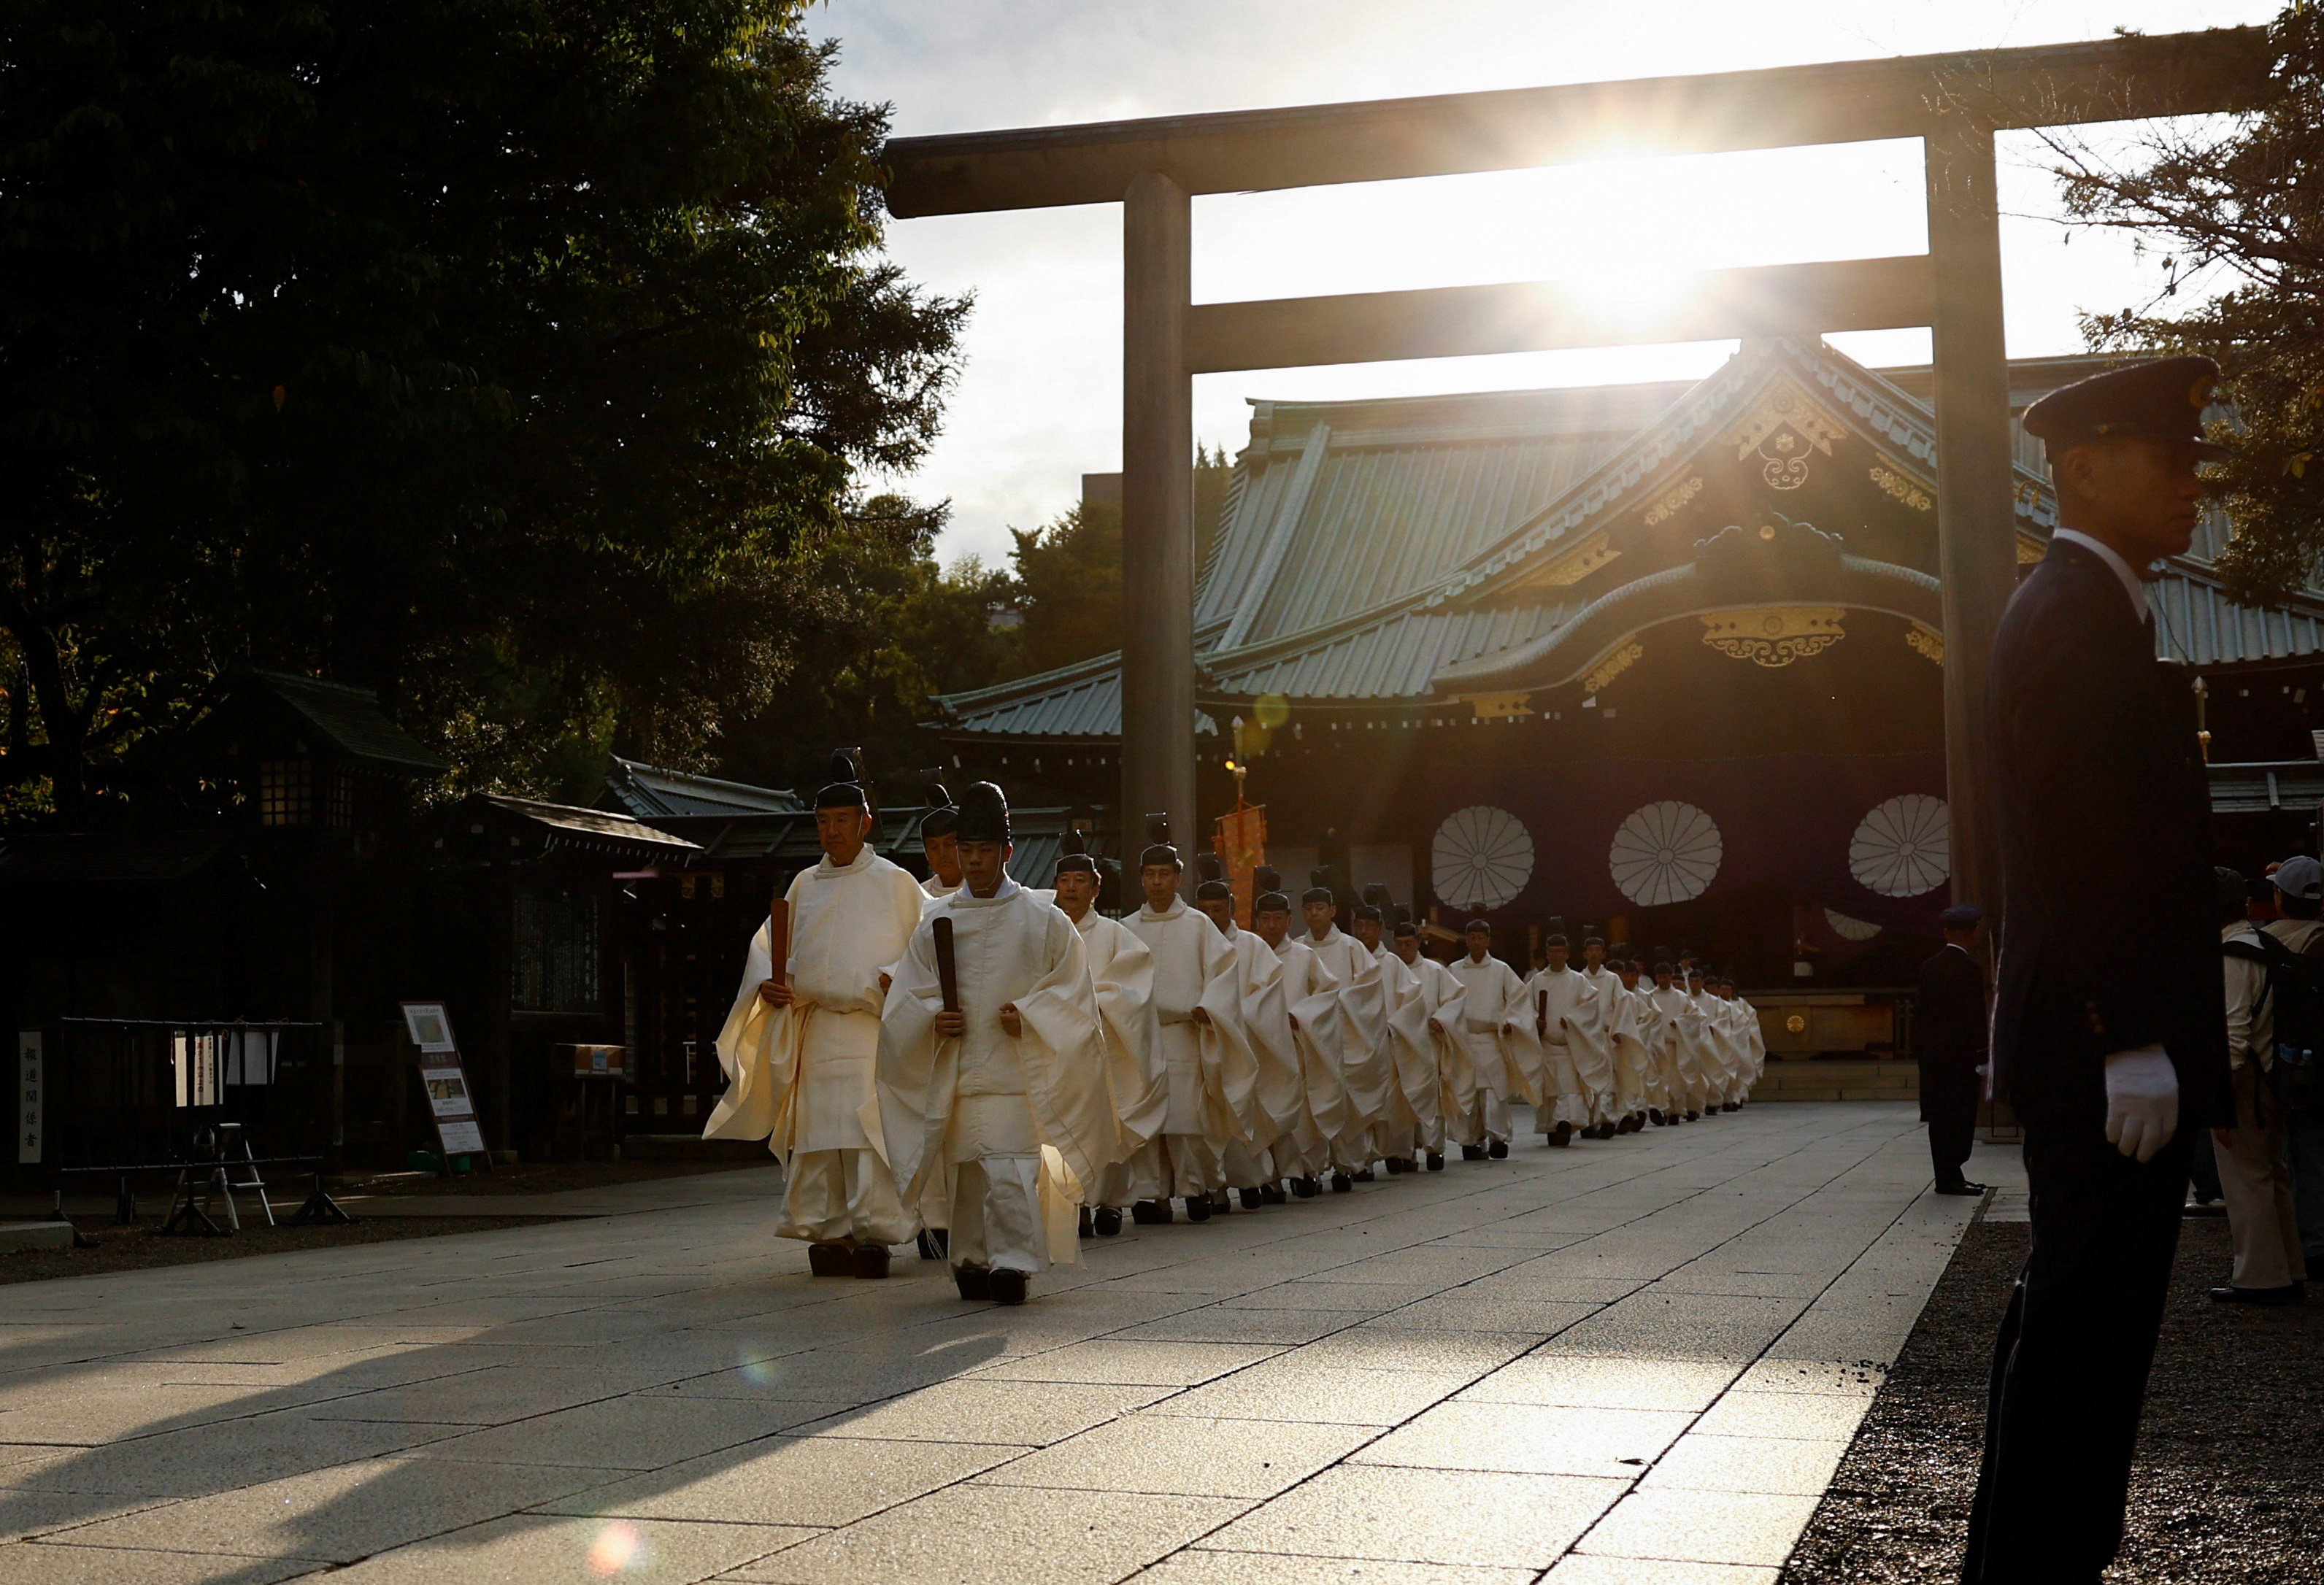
[1511,528,1620,590]
[1730,382,1844,493]
[1869,462,1934,512]
[1581,640,1645,695]
[1906,622,1945,666]
[1699,606,1847,667]
[1467,691,1536,720]
[1643,475,1704,527]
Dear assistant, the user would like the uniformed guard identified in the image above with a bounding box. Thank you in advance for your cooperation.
[1965,355,2235,1585]
[1917,905,1990,1197]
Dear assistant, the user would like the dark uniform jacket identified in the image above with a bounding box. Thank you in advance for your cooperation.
[1987,537,2231,1129]
[1915,944,1987,1122]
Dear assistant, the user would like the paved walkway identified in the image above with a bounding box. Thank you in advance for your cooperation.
[0,1103,2011,1584]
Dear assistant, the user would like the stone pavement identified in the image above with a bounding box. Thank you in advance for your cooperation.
[0,1102,2010,1584]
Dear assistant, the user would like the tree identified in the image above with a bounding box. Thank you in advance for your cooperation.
[0,0,965,818]
[2045,7,2321,602]
[1003,443,1233,679]
[712,494,1015,796]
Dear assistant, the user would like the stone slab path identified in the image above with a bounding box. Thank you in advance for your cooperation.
[0,1102,2008,1584]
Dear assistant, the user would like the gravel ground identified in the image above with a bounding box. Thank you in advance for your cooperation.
[1783,1216,2324,1584]
[0,1215,565,1285]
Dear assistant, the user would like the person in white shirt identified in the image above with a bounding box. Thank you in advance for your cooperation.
[916,771,963,901]
[1582,938,1647,1133]
[1196,855,1297,1208]
[1391,919,1463,1170]
[1446,919,1534,1159]
[1053,838,1163,1239]
[1358,891,1440,1174]
[1254,880,1351,1196]
[1301,872,1395,1187]
[2214,865,2306,1302]
[1523,933,1610,1146]
[877,783,1117,1306]
[1123,820,1255,1222]
[1642,960,1695,1125]
[705,753,923,1278]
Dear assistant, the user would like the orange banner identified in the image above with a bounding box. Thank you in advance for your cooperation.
[1213,804,1268,926]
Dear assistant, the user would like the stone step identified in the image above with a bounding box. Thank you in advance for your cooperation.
[0,1220,75,1252]
[1750,1059,1920,1103]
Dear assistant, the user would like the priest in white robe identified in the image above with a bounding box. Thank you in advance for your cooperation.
[705,753,923,1278]
[1391,919,1463,1171]
[1357,894,1438,1175]
[1524,933,1608,1146]
[1300,871,1396,1187]
[1124,821,1257,1222]
[1593,947,1651,1132]
[1196,859,1300,1208]
[1447,919,1536,1158]
[1254,881,1353,1196]
[916,771,964,902]
[875,783,1117,1306]
[1053,839,1163,1236]
[1524,934,1598,1143]
[1642,960,1693,1124]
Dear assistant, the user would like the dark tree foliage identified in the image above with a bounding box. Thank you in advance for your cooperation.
[0,0,965,817]
[2048,6,2323,602]
[712,494,1013,798]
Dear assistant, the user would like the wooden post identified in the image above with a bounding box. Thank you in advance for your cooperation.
[1121,171,1197,847]
[1925,120,2018,925]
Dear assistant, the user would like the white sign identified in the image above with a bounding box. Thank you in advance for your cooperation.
[437,1118,487,1154]
[16,1030,40,1164]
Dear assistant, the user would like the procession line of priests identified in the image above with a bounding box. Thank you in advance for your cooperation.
[707,757,1763,1303]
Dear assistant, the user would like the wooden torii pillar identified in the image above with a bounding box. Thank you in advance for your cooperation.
[887,29,2269,911]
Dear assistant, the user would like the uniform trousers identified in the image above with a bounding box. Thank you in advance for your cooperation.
[1928,1108,1976,1188]
[1923,1064,1980,1189]
[777,1148,914,1246]
[2215,1063,2304,1289]
[1221,1137,1275,1190]
[1458,1027,1513,1144]
[1962,1122,2192,1584]
[944,1092,1047,1274]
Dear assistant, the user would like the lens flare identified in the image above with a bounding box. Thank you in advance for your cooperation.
[588,1519,644,1576]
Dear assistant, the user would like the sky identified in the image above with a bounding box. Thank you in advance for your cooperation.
[817,0,2277,567]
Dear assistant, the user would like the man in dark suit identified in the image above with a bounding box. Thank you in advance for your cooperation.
[1963,357,2236,1584]
[1917,904,1990,1196]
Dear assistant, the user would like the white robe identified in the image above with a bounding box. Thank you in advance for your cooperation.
[1409,954,1471,1147]
[1592,971,1650,1117]
[1073,907,1166,1206]
[1305,926,1396,1163]
[1217,922,1304,1165]
[704,847,924,1244]
[1523,965,1607,1129]
[1446,953,1538,1141]
[1374,943,1444,1155]
[1272,935,1353,1177]
[875,879,1115,1270]
[1127,898,1257,1194]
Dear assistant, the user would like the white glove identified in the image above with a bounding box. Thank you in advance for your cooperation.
[2103,1045,2179,1163]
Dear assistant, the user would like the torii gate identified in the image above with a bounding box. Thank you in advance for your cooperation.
[885,28,2269,919]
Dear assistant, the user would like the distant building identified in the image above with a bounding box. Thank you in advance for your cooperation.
[936,339,2324,994]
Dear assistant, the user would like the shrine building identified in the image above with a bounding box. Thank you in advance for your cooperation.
[934,338,2324,1000]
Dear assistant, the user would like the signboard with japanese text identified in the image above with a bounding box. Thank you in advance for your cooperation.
[16,1031,39,1164]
